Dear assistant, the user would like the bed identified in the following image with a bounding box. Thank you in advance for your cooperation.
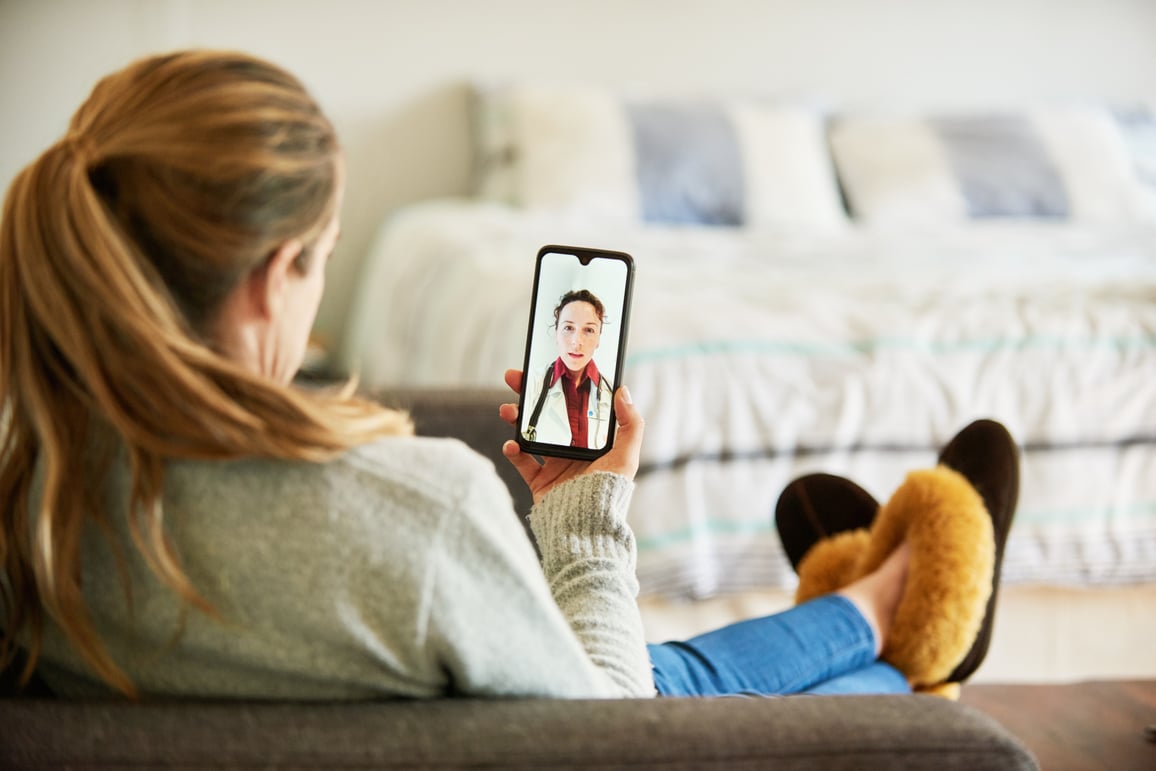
[335,84,1156,682]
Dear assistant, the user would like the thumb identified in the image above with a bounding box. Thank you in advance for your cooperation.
[598,386,644,478]
[614,386,642,432]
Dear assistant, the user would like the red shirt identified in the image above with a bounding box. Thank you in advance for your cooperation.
[551,358,601,447]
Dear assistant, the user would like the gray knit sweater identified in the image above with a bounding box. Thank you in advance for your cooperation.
[34,437,657,699]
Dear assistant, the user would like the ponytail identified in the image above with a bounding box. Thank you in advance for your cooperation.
[0,51,411,697]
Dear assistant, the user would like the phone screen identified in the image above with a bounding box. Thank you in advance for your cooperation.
[517,245,634,460]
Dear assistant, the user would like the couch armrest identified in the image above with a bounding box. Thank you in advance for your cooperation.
[0,694,1037,770]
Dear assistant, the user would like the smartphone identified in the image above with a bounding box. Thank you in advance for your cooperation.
[517,245,635,460]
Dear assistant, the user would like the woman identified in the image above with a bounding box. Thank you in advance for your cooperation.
[521,289,614,450]
[1,50,1014,700]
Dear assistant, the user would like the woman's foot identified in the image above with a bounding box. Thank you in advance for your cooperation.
[838,542,911,656]
[775,473,879,571]
[784,419,1019,692]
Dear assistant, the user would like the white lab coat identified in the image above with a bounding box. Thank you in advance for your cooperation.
[522,363,614,450]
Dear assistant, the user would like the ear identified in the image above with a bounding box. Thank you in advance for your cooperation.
[247,239,303,320]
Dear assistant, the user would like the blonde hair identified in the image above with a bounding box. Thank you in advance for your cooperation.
[0,50,411,696]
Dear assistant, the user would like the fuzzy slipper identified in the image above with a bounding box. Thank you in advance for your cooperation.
[862,466,995,690]
[776,473,879,572]
[794,420,1020,694]
[795,528,871,604]
[795,466,995,690]
[935,420,1020,683]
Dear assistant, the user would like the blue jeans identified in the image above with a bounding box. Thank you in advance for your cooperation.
[648,594,911,696]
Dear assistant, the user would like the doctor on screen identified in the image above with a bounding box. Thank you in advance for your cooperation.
[522,289,614,449]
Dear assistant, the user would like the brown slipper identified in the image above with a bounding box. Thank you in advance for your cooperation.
[795,528,872,604]
[858,466,994,691]
[775,473,879,572]
[936,419,1020,684]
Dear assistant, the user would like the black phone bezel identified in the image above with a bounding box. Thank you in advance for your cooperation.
[515,244,635,461]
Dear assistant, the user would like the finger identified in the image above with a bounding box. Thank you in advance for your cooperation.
[498,402,519,426]
[614,387,643,434]
[502,439,544,486]
[597,387,644,478]
[504,369,524,395]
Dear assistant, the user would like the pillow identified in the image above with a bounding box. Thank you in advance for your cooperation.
[829,106,1155,226]
[472,82,847,230]
[1114,104,1156,221]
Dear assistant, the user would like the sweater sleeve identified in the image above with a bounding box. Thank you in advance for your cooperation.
[427,462,655,699]
[528,471,655,695]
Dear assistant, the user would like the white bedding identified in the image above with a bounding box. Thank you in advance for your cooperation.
[339,199,1156,598]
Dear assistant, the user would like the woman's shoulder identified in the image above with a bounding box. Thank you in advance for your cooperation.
[342,435,503,502]
[166,436,508,526]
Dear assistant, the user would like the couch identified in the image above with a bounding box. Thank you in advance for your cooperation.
[0,388,1038,770]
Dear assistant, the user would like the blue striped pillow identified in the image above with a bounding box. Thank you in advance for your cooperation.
[829,107,1156,226]
[474,83,847,230]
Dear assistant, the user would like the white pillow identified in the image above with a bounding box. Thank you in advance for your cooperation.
[473,82,848,230]
[1115,103,1156,221]
[829,106,1155,227]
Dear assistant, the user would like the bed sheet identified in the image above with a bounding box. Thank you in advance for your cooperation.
[341,199,1156,598]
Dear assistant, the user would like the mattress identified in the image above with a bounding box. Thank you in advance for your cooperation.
[339,199,1156,599]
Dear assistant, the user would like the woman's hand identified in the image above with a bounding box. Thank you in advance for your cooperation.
[499,368,644,505]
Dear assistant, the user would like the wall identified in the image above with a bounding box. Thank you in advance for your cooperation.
[3,0,1155,351]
